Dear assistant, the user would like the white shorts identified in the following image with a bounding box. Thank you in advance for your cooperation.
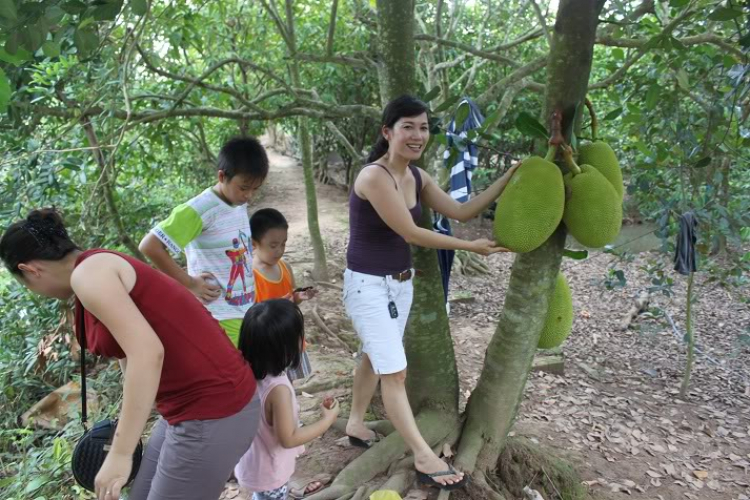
[343,268,414,375]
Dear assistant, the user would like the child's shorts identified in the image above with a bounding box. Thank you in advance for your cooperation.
[251,483,288,500]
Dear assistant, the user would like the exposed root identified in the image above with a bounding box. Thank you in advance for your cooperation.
[332,419,396,437]
[495,437,589,500]
[308,410,460,500]
[312,305,357,352]
[453,251,490,276]
[295,376,352,395]
[466,471,506,500]
[349,485,368,500]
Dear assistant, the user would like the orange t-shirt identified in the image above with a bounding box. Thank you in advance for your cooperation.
[253,260,293,302]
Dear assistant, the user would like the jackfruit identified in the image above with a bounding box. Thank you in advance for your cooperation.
[563,164,622,248]
[493,156,565,253]
[578,141,623,199]
[538,273,573,349]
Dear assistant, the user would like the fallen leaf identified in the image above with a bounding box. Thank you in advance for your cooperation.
[693,470,708,480]
[647,470,663,478]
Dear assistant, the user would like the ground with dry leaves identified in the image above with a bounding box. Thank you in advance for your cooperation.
[222,148,750,500]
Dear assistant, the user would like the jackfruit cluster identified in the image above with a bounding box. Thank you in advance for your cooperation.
[492,142,623,251]
[537,273,573,349]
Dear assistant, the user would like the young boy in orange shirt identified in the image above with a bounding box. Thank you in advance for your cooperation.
[250,208,315,381]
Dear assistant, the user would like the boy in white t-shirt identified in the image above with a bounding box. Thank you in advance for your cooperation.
[139,136,269,346]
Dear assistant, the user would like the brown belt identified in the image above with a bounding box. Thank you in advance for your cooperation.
[389,269,422,282]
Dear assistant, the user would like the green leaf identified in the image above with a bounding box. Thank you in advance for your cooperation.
[45,5,66,24]
[669,0,689,6]
[708,6,743,21]
[93,0,124,21]
[0,476,15,488]
[694,156,711,168]
[25,477,46,494]
[645,85,659,110]
[131,0,147,15]
[42,41,60,58]
[0,0,18,22]
[0,45,32,65]
[19,27,44,53]
[611,48,624,60]
[62,0,87,15]
[603,107,623,121]
[634,140,653,157]
[422,85,440,103]
[563,248,589,260]
[74,27,99,56]
[433,94,461,114]
[675,68,689,89]
[514,111,548,141]
[0,67,11,112]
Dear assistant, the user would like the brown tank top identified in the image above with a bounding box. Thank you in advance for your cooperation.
[346,164,423,276]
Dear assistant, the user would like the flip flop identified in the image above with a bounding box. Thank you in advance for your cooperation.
[346,432,381,449]
[416,466,470,491]
[289,473,332,499]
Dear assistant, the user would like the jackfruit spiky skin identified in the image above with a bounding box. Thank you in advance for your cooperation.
[563,164,622,248]
[578,141,623,200]
[493,156,565,253]
[538,273,573,349]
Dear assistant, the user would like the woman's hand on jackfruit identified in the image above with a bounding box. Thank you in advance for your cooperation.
[497,162,522,190]
[469,238,511,256]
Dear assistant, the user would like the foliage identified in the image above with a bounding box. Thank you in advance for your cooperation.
[0,0,747,495]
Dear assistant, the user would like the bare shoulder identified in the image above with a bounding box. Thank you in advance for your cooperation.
[71,252,135,292]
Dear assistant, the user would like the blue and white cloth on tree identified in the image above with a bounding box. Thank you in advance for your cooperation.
[434,98,485,309]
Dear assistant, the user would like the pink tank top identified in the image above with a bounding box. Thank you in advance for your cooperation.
[234,374,305,491]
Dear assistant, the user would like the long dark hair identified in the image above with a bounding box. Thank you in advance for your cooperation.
[366,95,430,163]
[0,208,79,276]
[238,299,305,380]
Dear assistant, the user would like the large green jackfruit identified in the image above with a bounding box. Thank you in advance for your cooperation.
[578,141,624,200]
[563,164,622,248]
[493,156,564,253]
[538,273,574,349]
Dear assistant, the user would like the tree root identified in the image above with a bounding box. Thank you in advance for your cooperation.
[453,251,491,276]
[312,305,358,352]
[332,419,396,437]
[306,410,460,500]
[494,437,590,500]
[295,376,352,395]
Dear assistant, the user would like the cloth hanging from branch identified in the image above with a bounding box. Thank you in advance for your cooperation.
[673,211,698,275]
[434,97,485,304]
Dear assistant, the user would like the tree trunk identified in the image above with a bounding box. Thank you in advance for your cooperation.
[376,0,459,414]
[456,0,605,476]
[298,118,330,280]
[284,0,329,281]
[376,0,417,101]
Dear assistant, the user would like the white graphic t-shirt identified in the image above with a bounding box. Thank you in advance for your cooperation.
[151,188,254,321]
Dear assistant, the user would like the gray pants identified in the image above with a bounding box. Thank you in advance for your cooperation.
[128,396,261,500]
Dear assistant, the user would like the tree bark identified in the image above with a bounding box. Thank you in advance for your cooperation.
[282,0,329,280]
[375,0,460,414]
[456,0,605,476]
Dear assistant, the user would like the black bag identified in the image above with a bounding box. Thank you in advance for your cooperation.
[71,306,143,492]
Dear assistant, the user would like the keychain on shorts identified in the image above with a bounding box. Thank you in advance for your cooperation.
[385,279,398,319]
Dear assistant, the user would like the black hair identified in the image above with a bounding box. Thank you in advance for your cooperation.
[365,95,430,163]
[217,136,270,182]
[0,208,79,276]
[238,299,305,380]
[250,208,289,243]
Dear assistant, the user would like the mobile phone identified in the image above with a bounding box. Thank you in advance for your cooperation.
[294,286,314,293]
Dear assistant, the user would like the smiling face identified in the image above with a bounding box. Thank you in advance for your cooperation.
[383,112,430,162]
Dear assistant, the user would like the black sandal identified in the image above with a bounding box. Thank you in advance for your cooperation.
[347,433,381,449]
[416,466,470,490]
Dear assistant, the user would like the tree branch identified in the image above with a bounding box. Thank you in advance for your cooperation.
[527,0,552,46]
[294,53,372,67]
[325,121,363,161]
[477,56,548,108]
[326,0,339,57]
[597,33,747,61]
[415,33,521,67]
[258,0,293,49]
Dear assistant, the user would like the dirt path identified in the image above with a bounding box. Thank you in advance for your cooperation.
[223,148,750,500]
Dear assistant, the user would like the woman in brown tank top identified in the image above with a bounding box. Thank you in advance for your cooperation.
[344,95,520,489]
